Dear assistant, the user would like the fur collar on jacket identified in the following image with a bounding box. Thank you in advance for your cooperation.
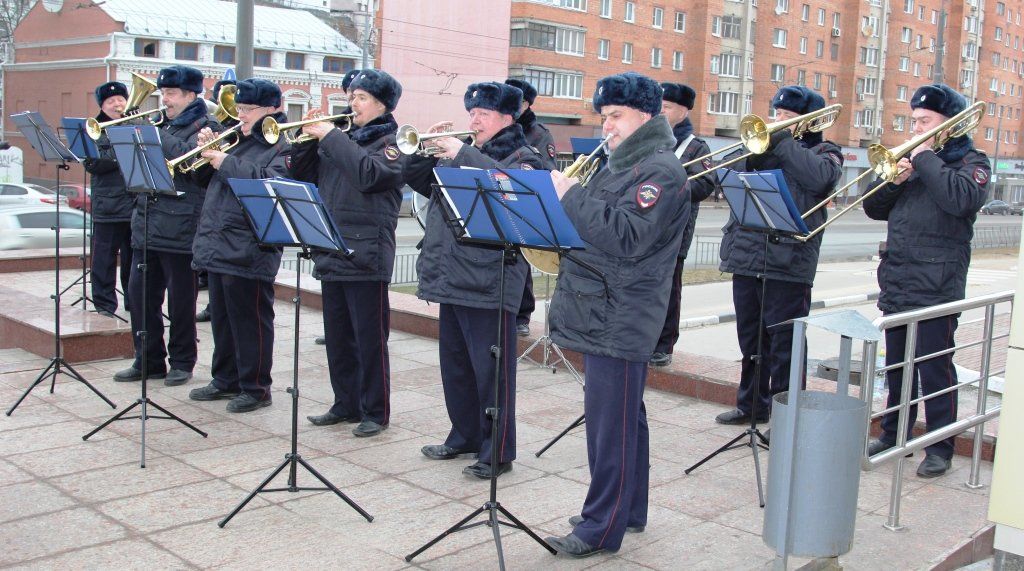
[350,113,398,145]
[168,97,210,127]
[479,123,528,161]
[608,114,676,174]
[672,117,693,145]
[936,134,974,163]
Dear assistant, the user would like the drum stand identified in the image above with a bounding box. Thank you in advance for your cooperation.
[517,273,582,383]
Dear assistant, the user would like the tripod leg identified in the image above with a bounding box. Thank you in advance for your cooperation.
[83,400,141,440]
[489,505,507,571]
[550,344,583,382]
[146,399,209,437]
[219,456,292,528]
[496,504,557,553]
[534,414,586,458]
[685,429,750,474]
[5,360,56,415]
[294,456,373,522]
[60,359,116,409]
[751,432,766,508]
[405,506,487,562]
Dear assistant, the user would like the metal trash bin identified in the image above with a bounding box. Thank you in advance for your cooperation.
[763,390,868,558]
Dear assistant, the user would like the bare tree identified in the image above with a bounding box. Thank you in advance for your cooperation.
[0,0,35,44]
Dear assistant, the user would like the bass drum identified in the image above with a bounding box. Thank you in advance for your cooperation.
[411,190,430,230]
[521,247,560,275]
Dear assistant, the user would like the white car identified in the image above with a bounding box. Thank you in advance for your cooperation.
[0,183,67,208]
[0,206,90,250]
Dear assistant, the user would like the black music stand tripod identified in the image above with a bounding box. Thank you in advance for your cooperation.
[218,177,372,527]
[684,169,809,507]
[407,169,580,569]
[83,125,207,467]
[5,112,116,416]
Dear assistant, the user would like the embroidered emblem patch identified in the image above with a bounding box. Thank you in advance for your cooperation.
[973,167,990,185]
[701,158,713,171]
[520,163,534,170]
[827,152,843,166]
[547,143,556,158]
[384,145,400,160]
[920,94,927,102]
[285,155,293,170]
[636,182,662,209]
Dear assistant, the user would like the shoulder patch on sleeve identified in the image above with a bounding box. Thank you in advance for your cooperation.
[520,163,534,170]
[547,143,556,159]
[827,152,843,166]
[973,167,990,185]
[636,182,662,209]
[285,155,292,170]
[701,158,713,171]
[384,144,400,161]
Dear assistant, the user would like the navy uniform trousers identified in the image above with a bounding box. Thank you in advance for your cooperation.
[574,354,649,552]
[127,249,198,375]
[91,221,132,314]
[654,255,686,355]
[208,272,275,401]
[733,274,812,416]
[439,303,516,465]
[516,276,535,327]
[877,315,959,459]
[321,280,391,425]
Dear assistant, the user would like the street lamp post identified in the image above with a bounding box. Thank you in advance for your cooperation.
[994,102,1003,200]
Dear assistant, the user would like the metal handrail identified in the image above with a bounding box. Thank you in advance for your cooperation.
[860,290,1013,531]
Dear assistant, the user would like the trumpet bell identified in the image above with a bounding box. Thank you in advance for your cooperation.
[126,72,158,113]
[214,84,238,124]
[739,116,771,155]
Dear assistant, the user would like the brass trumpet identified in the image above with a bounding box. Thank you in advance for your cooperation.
[86,72,165,140]
[522,135,611,275]
[396,124,477,156]
[166,124,243,177]
[262,112,354,145]
[794,101,986,242]
[686,104,843,180]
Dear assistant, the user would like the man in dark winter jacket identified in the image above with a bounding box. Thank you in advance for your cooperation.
[288,70,404,436]
[187,78,289,413]
[716,85,844,426]
[651,83,716,367]
[405,81,545,480]
[504,78,557,337]
[83,81,134,317]
[864,84,989,478]
[114,65,221,387]
[545,72,690,558]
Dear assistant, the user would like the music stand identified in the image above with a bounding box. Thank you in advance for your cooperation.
[5,112,116,416]
[684,169,808,507]
[406,166,587,569]
[217,176,373,528]
[82,125,207,468]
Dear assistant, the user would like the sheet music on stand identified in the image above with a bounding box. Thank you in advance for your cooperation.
[719,168,810,236]
[227,177,350,253]
[431,166,585,252]
[61,118,99,161]
[9,112,80,163]
[106,125,177,196]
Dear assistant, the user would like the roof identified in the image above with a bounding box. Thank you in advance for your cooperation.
[97,0,362,57]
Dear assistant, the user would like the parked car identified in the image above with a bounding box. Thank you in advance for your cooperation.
[1011,202,1024,216]
[0,206,90,250]
[981,200,1011,215]
[0,183,68,208]
[57,184,91,212]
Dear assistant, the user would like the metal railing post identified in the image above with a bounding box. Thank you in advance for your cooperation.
[884,321,917,531]
[967,303,997,489]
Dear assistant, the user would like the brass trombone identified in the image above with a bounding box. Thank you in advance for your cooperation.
[262,113,354,145]
[686,104,843,180]
[166,124,243,177]
[86,73,166,140]
[794,101,986,242]
[521,135,612,275]
[396,124,477,156]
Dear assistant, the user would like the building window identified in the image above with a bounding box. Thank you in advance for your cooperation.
[134,38,158,58]
[991,77,1000,92]
[901,27,911,43]
[254,49,272,67]
[831,43,839,60]
[708,91,739,114]
[672,50,683,70]
[721,15,742,38]
[558,0,587,10]
[511,22,556,50]
[555,28,585,55]
[857,77,877,95]
[996,27,1004,41]
[833,12,840,28]
[817,8,825,25]
[174,42,198,61]
[893,115,906,132]
[896,85,908,101]
[813,72,822,89]
[600,0,611,17]
[815,40,824,58]
[714,53,741,77]
[796,69,806,86]
[213,45,235,64]
[904,0,913,13]
[772,28,787,48]
[597,38,610,60]
[622,42,633,63]
[776,0,789,12]
[828,75,837,93]
[651,47,662,67]
[518,69,583,99]
[674,11,686,32]
[652,7,663,27]
[771,63,785,82]
[915,34,922,49]
[799,37,807,54]
[860,47,878,66]
[899,56,910,71]
[323,56,353,73]
[913,61,920,76]
[997,1,1005,15]
[932,9,938,23]
[624,1,635,22]
[801,3,809,20]
[285,52,305,70]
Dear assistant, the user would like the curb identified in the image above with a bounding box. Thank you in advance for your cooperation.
[679,291,879,329]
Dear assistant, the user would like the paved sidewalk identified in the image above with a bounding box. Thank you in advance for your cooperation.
[0,293,996,569]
